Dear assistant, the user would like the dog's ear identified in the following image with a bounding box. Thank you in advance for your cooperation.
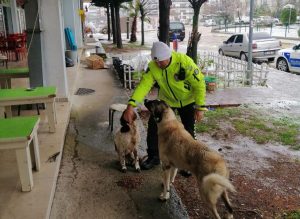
[120,112,128,126]
[120,112,130,133]
[120,125,130,133]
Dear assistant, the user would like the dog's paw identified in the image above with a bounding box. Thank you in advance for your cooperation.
[161,182,173,188]
[224,213,234,219]
[159,191,170,201]
[121,167,127,173]
[135,162,141,172]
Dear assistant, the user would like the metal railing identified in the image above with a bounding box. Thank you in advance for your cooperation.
[112,51,269,90]
[111,52,151,90]
[198,51,269,89]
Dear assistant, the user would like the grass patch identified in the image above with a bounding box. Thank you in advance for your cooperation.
[195,107,242,133]
[276,210,300,219]
[195,107,300,149]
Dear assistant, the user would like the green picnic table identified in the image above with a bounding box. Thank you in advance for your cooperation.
[0,86,57,132]
[0,67,29,88]
[0,116,40,192]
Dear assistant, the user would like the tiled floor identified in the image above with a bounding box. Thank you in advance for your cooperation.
[0,52,80,219]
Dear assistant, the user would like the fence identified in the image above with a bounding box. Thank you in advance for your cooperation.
[111,51,151,89]
[112,50,269,90]
[198,51,269,89]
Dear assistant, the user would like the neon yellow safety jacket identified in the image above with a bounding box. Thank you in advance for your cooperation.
[128,51,206,110]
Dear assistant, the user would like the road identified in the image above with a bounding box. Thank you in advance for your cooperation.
[138,24,298,70]
[139,25,229,53]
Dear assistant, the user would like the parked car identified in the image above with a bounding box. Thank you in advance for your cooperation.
[218,32,282,62]
[276,44,300,73]
[234,16,250,24]
[169,21,185,41]
[204,19,217,27]
[157,21,185,41]
[255,16,279,26]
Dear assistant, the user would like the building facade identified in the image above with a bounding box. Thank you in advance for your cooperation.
[0,0,84,99]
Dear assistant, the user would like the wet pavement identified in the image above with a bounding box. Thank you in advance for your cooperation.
[50,47,189,219]
[50,36,300,218]
[205,67,300,121]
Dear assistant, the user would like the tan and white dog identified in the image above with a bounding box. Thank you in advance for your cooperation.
[114,112,141,173]
[144,99,236,219]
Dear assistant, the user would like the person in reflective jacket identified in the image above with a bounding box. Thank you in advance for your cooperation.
[123,41,207,171]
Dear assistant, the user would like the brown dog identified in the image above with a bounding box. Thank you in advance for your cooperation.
[144,99,235,219]
[114,112,141,172]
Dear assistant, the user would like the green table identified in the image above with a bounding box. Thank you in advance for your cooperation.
[0,67,29,88]
[0,116,40,192]
[0,86,57,132]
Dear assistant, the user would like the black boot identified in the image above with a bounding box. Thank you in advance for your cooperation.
[141,156,160,170]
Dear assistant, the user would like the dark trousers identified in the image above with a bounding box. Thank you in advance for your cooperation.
[146,102,195,159]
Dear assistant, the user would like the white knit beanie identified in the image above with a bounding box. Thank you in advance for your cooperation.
[151,41,172,61]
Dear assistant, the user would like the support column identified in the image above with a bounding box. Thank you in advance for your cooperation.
[24,0,44,88]
[10,0,20,33]
[40,0,69,99]
[62,0,76,50]
[74,0,83,48]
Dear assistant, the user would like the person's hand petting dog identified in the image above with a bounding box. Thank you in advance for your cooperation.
[123,105,135,124]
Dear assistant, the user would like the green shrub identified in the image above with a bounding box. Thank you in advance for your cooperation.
[280,8,297,26]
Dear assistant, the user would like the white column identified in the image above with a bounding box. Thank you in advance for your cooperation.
[10,0,20,33]
[40,0,69,99]
[62,0,76,50]
[74,0,83,48]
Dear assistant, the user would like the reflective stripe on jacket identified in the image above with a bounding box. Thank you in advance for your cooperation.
[128,51,206,109]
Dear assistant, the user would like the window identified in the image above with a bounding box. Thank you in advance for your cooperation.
[294,44,300,50]
[227,35,236,43]
[170,22,184,30]
[235,35,243,43]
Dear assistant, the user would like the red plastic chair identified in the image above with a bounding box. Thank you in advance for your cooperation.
[6,33,27,61]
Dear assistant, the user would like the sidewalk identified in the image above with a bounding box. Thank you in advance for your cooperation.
[0,60,76,218]
[49,44,188,219]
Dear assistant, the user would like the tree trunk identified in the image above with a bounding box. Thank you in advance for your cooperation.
[159,0,171,45]
[114,3,123,49]
[110,3,116,44]
[106,3,111,41]
[130,16,137,42]
[187,5,201,64]
[141,16,145,45]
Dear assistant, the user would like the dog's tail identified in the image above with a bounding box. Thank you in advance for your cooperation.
[202,173,235,193]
